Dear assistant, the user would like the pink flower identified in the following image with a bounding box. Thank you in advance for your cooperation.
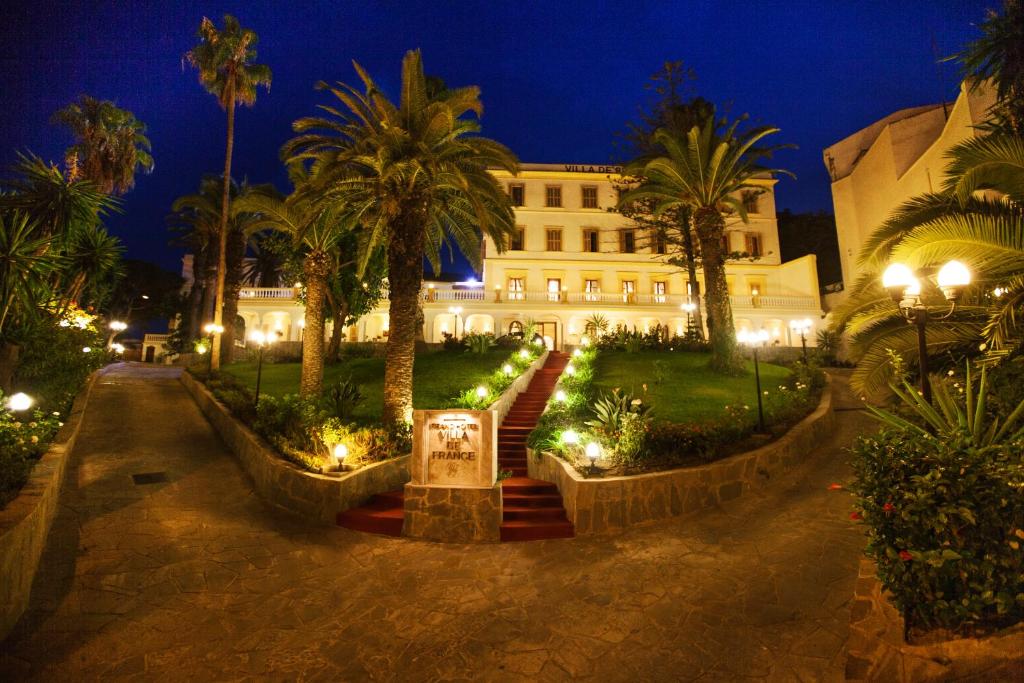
[882,502,895,513]
[899,550,913,561]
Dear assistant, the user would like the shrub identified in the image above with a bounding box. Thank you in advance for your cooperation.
[320,378,363,420]
[13,319,106,412]
[0,403,62,506]
[462,332,496,354]
[852,364,1024,633]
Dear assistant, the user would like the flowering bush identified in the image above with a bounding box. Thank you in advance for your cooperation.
[0,403,63,506]
[851,364,1024,633]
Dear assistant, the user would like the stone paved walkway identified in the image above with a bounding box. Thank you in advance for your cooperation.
[0,364,874,681]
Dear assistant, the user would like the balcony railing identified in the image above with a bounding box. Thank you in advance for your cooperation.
[237,286,818,311]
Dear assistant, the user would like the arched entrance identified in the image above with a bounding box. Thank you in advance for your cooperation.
[144,346,155,362]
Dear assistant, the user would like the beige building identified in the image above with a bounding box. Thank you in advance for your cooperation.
[823,81,995,290]
[215,163,824,350]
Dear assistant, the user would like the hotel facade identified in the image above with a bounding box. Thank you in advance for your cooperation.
[216,164,824,350]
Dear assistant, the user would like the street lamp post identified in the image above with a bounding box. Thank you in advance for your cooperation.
[789,318,812,363]
[106,320,127,349]
[203,323,224,375]
[681,302,697,337]
[447,306,463,340]
[738,329,770,433]
[882,260,971,403]
[249,330,277,407]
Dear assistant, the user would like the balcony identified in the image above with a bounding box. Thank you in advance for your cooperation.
[239,287,297,300]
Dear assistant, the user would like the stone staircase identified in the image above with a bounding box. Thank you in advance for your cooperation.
[498,352,575,542]
[336,489,405,537]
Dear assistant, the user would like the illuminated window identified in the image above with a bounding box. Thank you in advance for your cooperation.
[581,185,598,208]
[546,228,563,251]
[547,278,561,302]
[584,279,601,302]
[622,280,636,303]
[508,277,524,301]
[545,185,562,208]
[582,228,600,253]
[653,281,667,303]
[510,227,525,251]
[620,229,636,253]
[509,183,525,207]
[745,232,763,258]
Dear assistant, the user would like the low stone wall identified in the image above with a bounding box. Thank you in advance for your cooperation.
[403,484,502,543]
[528,375,834,534]
[845,558,1024,681]
[180,371,410,524]
[0,368,100,641]
[488,349,548,425]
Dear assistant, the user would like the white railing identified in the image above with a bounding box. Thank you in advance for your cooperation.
[730,295,818,309]
[425,289,486,302]
[239,287,297,300]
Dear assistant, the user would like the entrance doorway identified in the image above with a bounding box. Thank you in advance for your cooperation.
[144,346,155,362]
[536,321,559,350]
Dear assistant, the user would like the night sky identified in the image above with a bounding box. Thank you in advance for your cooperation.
[1,0,992,277]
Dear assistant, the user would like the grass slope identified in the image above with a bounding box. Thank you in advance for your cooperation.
[591,351,790,424]
[223,349,509,422]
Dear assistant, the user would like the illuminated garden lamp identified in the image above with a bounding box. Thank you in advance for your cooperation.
[82,346,92,353]
[202,323,224,374]
[580,336,590,347]
[585,442,601,473]
[503,363,513,376]
[475,385,488,400]
[333,443,348,469]
[789,319,812,362]
[561,429,580,446]
[565,364,576,376]
[737,330,769,433]
[112,343,125,354]
[882,263,917,303]
[519,349,530,359]
[572,348,582,358]
[7,392,33,412]
[937,260,971,302]
[555,389,567,402]
[109,320,127,332]
[249,330,277,407]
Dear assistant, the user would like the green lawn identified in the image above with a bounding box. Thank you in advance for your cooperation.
[223,349,510,422]
[591,351,790,424]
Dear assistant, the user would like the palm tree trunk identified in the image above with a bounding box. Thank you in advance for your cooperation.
[210,83,236,371]
[186,270,204,342]
[219,226,247,365]
[678,208,705,342]
[300,251,331,397]
[694,208,740,372]
[382,217,425,427]
[326,290,347,362]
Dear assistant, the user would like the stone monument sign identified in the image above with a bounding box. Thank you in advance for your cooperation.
[411,410,497,488]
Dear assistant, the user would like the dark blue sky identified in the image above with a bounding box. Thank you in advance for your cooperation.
[1,0,992,276]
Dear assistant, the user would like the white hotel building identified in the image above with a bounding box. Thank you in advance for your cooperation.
[221,164,824,350]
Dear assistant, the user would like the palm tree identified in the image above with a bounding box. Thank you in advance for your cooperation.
[234,189,352,396]
[59,223,124,310]
[621,111,792,371]
[186,14,272,370]
[52,95,154,195]
[282,50,517,426]
[832,134,1024,396]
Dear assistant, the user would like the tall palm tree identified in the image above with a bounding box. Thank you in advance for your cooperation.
[52,95,154,195]
[59,223,124,310]
[282,50,518,426]
[186,14,271,370]
[234,189,351,396]
[621,112,792,371]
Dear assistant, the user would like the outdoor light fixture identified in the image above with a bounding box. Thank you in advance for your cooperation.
[581,336,590,347]
[555,390,567,402]
[7,392,33,412]
[503,363,513,375]
[475,385,488,399]
[573,348,582,358]
[82,346,92,353]
[112,343,125,354]
[109,321,127,332]
[249,330,278,408]
[789,318,813,362]
[59,319,71,328]
[447,306,464,339]
[565,364,576,376]
[202,323,224,373]
[519,349,529,359]
[333,443,348,468]
[585,442,601,473]
[561,429,580,445]
[196,343,208,355]
[737,330,770,433]
[881,260,972,402]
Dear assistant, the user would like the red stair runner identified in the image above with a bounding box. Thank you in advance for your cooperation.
[499,352,575,542]
[336,489,404,536]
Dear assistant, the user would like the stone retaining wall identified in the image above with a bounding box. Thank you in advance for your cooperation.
[0,368,100,641]
[845,558,1024,681]
[528,375,834,534]
[180,371,410,524]
[488,349,548,425]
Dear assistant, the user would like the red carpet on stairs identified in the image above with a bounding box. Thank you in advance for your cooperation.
[498,351,575,542]
[337,351,576,542]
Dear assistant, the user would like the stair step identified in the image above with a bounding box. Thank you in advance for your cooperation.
[503,493,565,508]
[502,506,568,521]
[336,507,404,536]
[500,520,575,542]
[501,477,559,494]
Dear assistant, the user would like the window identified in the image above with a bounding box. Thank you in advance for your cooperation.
[720,233,731,254]
[545,185,562,208]
[510,227,525,251]
[655,232,667,255]
[508,277,524,301]
[584,279,601,302]
[620,229,636,253]
[581,185,598,209]
[622,280,636,303]
[508,183,525,207]
[653,281,667,303]
[742,191,760,214]
[745,232,763,258]
[582,228,600,253]
[547,278,562,302]
[546,228,563,251]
